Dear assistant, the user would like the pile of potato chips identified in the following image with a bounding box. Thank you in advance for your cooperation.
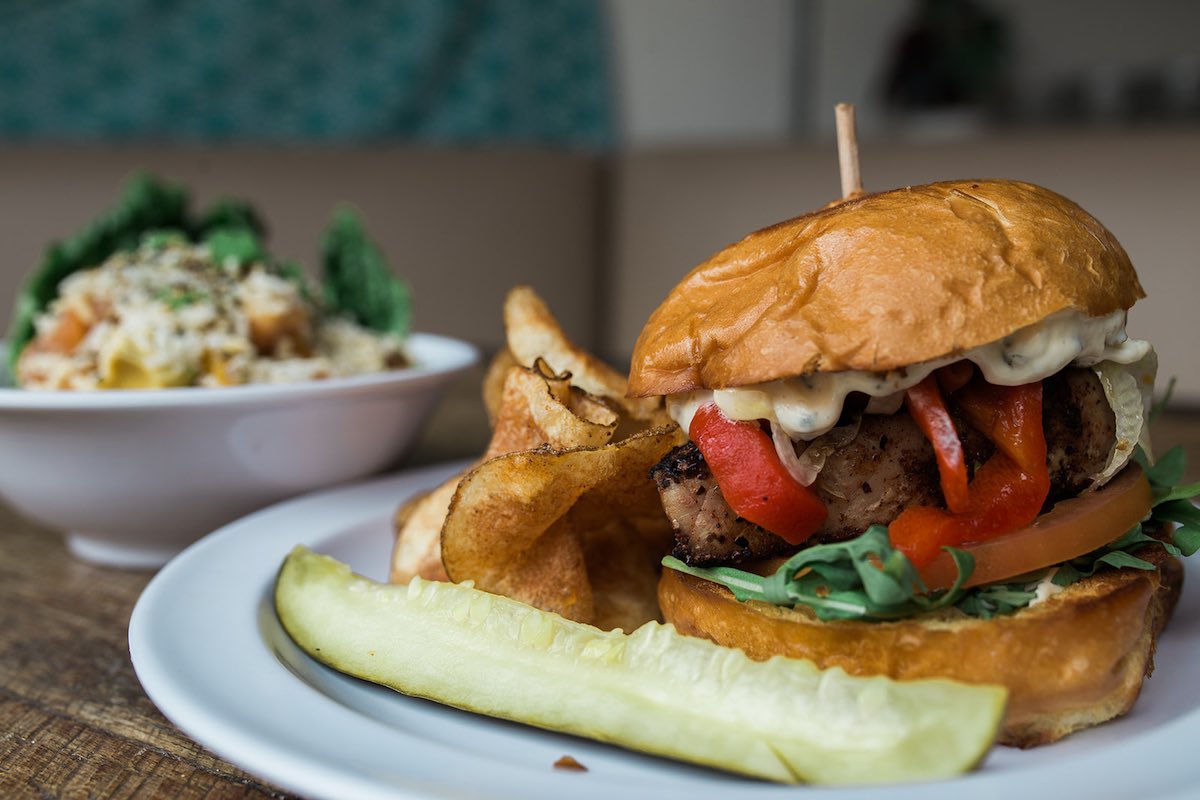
[391,287,683,632]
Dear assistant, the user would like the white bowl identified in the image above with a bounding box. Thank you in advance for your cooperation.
[0,332,477,568]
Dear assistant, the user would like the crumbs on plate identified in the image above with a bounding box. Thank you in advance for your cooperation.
[553,755,588,772]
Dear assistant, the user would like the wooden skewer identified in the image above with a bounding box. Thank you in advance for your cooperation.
[835,103,863,199]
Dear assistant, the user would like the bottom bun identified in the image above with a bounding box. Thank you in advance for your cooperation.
[658,548,1183,747]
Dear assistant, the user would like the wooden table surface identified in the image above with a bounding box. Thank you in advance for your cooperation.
[0,374,492,800]
[2,381,1198,799]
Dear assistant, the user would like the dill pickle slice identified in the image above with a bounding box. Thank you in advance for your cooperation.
[274,546,1005,785]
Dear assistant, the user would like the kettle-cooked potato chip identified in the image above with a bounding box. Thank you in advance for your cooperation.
[393,286,683,629]
[391,359,628,583]
[484,359,618,459]
[503,286,666,425]
[440,427,684,631]
[391,478,459,582]
[582,517,666,632]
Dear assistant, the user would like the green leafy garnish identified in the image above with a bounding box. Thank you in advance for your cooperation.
[663,526,974,622]
[321,208,410,338]
[664,445,1200,622]
[1137,445,1185,490]
[193,198,265,240]
[205,226,266,268]
[154,286,209,310]
[140,228,189,250]
[7,173,188,372]
[7,176,411,381]
[193,197,268,269]
[952,581,1038,620]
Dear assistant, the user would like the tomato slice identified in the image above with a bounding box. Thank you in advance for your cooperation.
[889,451,1050,568]
[919,465,1153,590]
[689,403,827,545]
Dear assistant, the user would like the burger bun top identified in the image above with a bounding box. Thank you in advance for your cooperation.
[628,179,1144,397]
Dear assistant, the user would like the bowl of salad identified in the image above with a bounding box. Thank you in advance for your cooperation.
[0,175,477,567]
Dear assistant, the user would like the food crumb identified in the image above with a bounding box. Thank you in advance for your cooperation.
[553,755,587,772]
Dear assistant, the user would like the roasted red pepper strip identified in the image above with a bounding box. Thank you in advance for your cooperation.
[956,380,1046,474]
[904,374,971,514]
[890,381,1050,568]
[689,403,828,545]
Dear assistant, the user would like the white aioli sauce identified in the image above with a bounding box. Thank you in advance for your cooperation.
[668,309,1153,441]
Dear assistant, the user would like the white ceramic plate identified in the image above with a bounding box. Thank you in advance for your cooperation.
[129,463,1200,800]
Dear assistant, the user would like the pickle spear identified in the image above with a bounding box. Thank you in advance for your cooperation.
[275,546,1005,785]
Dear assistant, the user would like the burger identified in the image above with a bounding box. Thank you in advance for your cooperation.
[626,179,1196,747]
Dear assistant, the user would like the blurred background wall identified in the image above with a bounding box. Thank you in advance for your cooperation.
[613,0,1200,145]
[0,0,614,146]
[1,0,1197,400]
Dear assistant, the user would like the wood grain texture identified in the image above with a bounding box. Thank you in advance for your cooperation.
[0,507,295,799]
[0,371,495,800]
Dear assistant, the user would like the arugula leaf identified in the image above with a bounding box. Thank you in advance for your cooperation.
[1174,527,1200,558]
[1053,547,1160,587]
[663,526,974,622]
[1157,498,1200,529]
[7,173,188,372]
[1149,491,1200,558]
[1154,481,1200,505]
[321,208,410,338]
[1136,445,1186,489]
[954,582,1038,620]
[1154,496,1200,555]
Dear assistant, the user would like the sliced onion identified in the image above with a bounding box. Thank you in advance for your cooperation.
[1090,351,1156,488]
[771,414,862,487]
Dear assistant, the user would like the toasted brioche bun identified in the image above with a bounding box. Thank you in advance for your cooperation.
[658,546,1182,747]
[628,179,1144,397]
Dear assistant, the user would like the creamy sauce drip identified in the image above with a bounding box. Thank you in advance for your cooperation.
[668,310,1152,441]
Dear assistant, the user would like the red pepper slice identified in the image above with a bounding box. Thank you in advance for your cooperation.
[904,374,970,514]
[689,404,828,545]
[956,381,1046,474]
[889,380,1050,569]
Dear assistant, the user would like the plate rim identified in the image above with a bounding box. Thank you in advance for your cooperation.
[128,462,1200,800]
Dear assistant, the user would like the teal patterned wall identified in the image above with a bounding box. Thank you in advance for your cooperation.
[0,0,613,147]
